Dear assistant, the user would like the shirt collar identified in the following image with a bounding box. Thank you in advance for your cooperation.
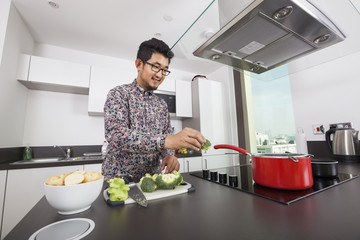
[132,79,154,96]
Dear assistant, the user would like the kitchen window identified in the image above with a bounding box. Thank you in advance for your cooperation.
[235,65,297,154]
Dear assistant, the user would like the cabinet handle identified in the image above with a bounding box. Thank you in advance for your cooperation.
[186,160,189,173]
[204,158,207,169]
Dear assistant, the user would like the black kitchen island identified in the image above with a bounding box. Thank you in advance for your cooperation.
[4,162,360,240]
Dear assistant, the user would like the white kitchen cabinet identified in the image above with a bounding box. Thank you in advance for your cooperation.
[155,77,175,93]
[83,163,102,172]
[88,66,135,115]
[183,157,202,173]
[202,154,235,170]
[16,54,90,95]
[175,79,192,117]
[0,170,7,236]
[1,165,83,239]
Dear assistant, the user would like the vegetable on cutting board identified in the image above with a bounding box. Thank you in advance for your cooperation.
[107,178,130,201]
[139,171,184,193]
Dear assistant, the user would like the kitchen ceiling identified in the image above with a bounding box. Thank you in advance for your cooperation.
[11,0,360,76]
[11,0,223,75]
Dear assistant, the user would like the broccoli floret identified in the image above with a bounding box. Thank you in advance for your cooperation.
[155,173,178,189]
[201,139,211,152]
[107,178,130,201]
[139,176,157,193]
[172,170,183,185]
[152,173,159,182]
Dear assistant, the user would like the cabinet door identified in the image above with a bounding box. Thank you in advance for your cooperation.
[175,79,192,117]
[1,165,83,239]
[16,54,31,80]
[88,66,134,115]
[184,157,202,173]
[83,163,102,172]
[202,154,235,170]
[156,77,175,92]
[0,170,7,234]
[198,79,230,156]
[28,56,90,88]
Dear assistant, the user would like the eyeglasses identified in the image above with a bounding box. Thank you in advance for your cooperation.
[145,62,171,76]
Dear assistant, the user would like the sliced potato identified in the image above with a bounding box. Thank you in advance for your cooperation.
[64,173,85,186]
[46,176,64,186]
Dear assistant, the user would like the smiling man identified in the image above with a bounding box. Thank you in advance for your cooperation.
[102,38,205,182]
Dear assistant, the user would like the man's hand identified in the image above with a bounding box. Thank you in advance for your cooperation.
[161,155,180,174]
[164,127,206,151]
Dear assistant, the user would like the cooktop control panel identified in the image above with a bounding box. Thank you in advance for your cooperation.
[190,165,358,205]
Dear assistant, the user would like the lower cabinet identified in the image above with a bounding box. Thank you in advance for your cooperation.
[182,157,202,173]
[1,165,83,239]
[202,154,236,170]
[83,163,102,172]
[0,170,7,237]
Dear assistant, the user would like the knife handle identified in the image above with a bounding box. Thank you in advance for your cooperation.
[119,174,134,184]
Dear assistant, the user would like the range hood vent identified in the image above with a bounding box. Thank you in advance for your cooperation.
[193,0,345,74]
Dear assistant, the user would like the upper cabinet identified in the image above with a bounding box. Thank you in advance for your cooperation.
[155,77,176,93]
[17,54,91,95]
[88,66,133,116]
[88,66,192,117]
[175,79,192,118]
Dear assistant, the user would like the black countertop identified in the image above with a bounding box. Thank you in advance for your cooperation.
[4,162,360,240]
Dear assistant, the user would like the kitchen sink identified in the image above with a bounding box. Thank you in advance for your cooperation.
[11,156,103,165]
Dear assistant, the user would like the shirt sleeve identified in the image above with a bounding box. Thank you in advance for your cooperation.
[160,113,175,158]
[104,87,160,153]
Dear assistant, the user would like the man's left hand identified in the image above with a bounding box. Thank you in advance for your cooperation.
[161,155,180,174]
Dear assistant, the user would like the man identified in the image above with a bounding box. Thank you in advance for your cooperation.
[102,38,205,181]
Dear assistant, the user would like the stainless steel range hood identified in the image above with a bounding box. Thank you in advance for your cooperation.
[193,0,345,74]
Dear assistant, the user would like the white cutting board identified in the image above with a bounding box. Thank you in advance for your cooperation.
[104,181,195,206]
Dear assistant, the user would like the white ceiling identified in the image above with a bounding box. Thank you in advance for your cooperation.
[11,0,223,74]
[10,0,360,76]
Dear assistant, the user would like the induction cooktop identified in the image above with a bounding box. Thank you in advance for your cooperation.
[190,165,358,205]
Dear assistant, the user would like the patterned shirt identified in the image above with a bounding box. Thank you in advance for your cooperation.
[102,79,174,182]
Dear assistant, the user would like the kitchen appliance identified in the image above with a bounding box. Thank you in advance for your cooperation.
[311,159,338,178]
[325,127,360,162]
[154,93,176,114]
[214,144,313,190]
[190,165,358,205]
[193,0,345,74]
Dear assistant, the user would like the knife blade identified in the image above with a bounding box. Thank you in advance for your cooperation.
[122,174,148,207]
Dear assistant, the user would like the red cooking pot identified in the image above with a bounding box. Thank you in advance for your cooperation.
[214,144,313,190]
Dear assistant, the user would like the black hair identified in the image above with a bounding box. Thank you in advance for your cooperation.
[136,38,174,64]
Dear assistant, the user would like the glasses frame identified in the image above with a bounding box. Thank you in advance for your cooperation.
[145,62,171,76]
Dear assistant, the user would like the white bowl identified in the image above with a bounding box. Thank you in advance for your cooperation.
[44,177,104,215]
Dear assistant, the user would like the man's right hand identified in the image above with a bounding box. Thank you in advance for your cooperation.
[164,127,206,151]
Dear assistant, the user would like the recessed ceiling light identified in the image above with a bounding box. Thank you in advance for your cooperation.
[154,33,162,38]
[163,15,173,22]
[48,1,59,9]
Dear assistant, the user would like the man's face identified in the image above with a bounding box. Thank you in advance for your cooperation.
[136,52,169,91]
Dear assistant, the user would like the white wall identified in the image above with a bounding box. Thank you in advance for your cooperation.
[22,43,208,146]
[288,0,360,142]
[0,3,33,147]
[290,50,360,141]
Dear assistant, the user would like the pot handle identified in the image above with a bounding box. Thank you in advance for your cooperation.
[214,144,250,156]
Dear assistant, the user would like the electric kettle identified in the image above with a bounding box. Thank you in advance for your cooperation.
[325,127,360,161]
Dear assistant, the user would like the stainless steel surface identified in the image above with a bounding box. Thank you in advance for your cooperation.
[121,174,148,207]
[29,218,95,240]
[10,156,103,164]
[53,145,71,159]
[193,0,345,74]
[127,182,148,207]
[333,129,360,155]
